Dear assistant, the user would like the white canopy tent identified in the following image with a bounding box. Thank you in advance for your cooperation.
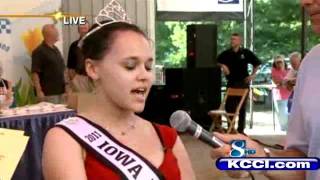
[156,0,254,50]
[157,0,244,21]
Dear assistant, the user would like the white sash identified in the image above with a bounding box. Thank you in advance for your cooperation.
[57,117,162,180]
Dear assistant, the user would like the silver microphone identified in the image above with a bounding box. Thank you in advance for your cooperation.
[170,110,225,148]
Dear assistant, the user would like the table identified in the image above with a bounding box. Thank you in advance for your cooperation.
[0,109,76,180]
[249,84,276,130]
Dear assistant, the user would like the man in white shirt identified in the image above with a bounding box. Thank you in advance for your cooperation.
[211,0,320,179]
[285,52,301,88]
[285,52,301,112]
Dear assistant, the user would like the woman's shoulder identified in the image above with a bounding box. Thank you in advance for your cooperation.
[43,125,86,165]
[42,126,87,179]
[138,117,178,148]
[44,116,87,154]
[44,125,83,151]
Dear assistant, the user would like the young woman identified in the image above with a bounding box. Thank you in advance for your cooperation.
[42,21,195,180]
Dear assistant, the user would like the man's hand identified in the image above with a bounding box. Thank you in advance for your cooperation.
[65,84,72,94]
[245,74,256,83]
[37,90,45,102]
[68,69,76,81]
[221,64,230,76]
[210,133,266,179]
[286,79,296,91]
[211,133,266,158]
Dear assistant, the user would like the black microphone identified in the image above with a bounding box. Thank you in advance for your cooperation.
[169,110,225,148]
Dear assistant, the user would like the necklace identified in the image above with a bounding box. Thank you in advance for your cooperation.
[105,118,137,136]
[120,122,136,136]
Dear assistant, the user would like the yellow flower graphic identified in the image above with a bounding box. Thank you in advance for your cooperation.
[22,28,43,55]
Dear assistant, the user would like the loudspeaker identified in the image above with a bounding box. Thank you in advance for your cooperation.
[187,24,218,68]
[183,67,221,129]
[139,85,170,125]
[140,67,221,129]
[164,68,184,94]
[139,68,185,125]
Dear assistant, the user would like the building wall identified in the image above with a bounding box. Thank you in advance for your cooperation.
[61,0,155,59]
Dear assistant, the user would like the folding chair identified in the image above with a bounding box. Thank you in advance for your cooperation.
[208,88,248,133]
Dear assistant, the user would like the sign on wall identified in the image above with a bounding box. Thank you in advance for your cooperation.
[157,0,244,12]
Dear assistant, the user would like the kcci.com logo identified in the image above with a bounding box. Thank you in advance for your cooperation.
[230,140,256,157]
[217,140,320,170]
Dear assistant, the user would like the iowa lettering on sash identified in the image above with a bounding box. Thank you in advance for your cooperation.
[97,140,142,179]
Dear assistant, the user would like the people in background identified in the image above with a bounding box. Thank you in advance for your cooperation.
[67,21,93,93]
[211,0,320,179]
[271,55,291,131]
[216,33,261,133]
[32,24,69,104]
[0,63,13,109]
[42,20,195,179]
[285,52,301,113]
[285,52,301,90]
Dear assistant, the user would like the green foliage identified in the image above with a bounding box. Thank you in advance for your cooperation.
[155,21,188,68]
[216,21,243,54]
[13,66,37,107]
[155,0,319,67]
[155,21,176,66]
[254,0,302,60]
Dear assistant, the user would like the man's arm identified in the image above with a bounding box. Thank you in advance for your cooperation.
[217,51,231,76]
[250,64,260,77]
[31,49,45,100]
[64,69,72,94]
[245,64,260,83]
[263,148,305,180]
[283,69,296,90]
[245,49,261,83]
[218,63,230,76]
[67,42,78,80]
[32,72,45,100]
[251,65,259,75]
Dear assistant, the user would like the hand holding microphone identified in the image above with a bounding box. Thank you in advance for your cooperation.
[169,110,263,179]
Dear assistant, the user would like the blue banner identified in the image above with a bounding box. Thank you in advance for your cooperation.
[218,0,239,4]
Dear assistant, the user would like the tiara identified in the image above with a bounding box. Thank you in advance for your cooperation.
[78,0,131,48]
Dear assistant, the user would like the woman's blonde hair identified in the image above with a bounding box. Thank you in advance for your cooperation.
[272,54,288,69]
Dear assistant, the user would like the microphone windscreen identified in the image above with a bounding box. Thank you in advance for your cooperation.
[169,110,191,132]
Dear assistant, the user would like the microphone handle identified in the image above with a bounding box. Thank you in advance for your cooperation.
[187,122,224,148]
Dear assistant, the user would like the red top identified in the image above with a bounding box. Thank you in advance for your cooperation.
[84,124,181,180]
[271,67,291,100]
